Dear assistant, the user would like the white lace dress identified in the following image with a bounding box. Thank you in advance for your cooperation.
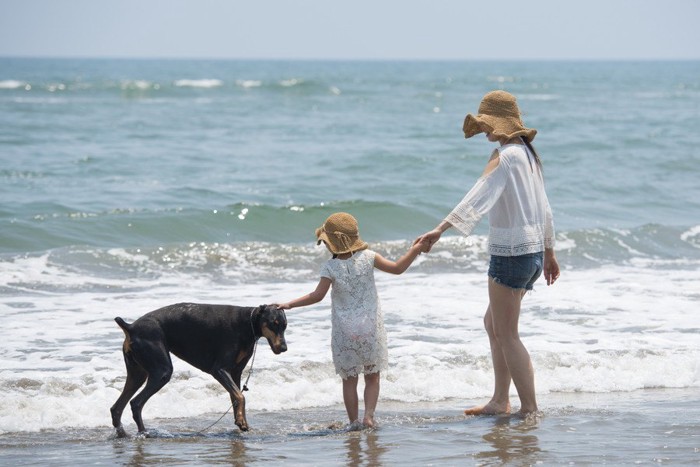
[320,249,389,379]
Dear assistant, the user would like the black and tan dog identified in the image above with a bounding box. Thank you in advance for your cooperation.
[110,303,287,437]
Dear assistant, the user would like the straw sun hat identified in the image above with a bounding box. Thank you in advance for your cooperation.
[315,212,368,255]
[462,90,537,142]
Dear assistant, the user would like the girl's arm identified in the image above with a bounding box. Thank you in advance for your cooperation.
[374,243,424,275]
[276,277,331,310]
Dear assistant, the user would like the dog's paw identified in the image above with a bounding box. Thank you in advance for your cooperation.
[235,420,249,432]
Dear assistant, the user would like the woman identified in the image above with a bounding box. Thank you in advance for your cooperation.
[416,90,560,415]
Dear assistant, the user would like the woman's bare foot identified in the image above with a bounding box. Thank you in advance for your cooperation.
[515,408,540,418]
[464,400,511,416]
[362,415,376,428]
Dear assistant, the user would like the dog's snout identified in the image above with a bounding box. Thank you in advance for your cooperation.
[261,319,288,354]
[271,335,287,354]
[278,340,288,353]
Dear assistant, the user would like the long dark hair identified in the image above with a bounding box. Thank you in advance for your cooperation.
[521,136,542,169]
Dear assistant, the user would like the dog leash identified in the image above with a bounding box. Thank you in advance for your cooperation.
[194,405,232,436]
[243,308,259,392]
[195,309,259,435]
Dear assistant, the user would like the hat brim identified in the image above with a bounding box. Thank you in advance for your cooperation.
[463,114,537,142]
[315,226,368,255]
[315,226,329,246]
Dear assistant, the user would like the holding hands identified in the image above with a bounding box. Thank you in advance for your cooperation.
[413,229,442,253]
[414,235,433,253]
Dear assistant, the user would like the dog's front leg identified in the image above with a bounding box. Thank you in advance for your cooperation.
[212,369,248,431]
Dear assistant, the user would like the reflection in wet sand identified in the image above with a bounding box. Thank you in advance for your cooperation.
[344,430,387,467]
[474,415,542,465]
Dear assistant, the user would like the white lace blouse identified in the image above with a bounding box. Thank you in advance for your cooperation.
[445,144,555,256]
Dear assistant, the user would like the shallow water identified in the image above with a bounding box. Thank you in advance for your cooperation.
[2,389,698,465]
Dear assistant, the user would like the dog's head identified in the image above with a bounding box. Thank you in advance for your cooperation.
[257,305,288,354]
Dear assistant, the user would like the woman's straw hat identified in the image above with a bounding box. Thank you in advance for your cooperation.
[462,90,537,142]
[315,212,368,255]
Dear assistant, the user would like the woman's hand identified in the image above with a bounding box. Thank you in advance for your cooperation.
[414,229,443,253]
[544,248,560,285]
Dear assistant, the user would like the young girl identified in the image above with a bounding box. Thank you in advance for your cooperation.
[276,212,427,429]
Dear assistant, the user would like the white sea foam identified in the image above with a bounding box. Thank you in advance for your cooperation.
[173,79,223,88]
[235,79,262,88]
[0,80,26,89]
[120,80,156,91]
[681,224,700,248]
[1,260,698,433]
[279,78,301,87]
[47,83,67,92]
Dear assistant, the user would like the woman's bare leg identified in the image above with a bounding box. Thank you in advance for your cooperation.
[487,278,537,414]
[464,305,512,415]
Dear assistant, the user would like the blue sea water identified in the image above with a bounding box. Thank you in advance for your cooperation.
[1,59,699,450]
[3,59,699,251]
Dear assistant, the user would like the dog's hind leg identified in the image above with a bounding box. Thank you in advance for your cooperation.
[128,341,174,435]
[111,320,148,438]
[110,350,147,438]
[212,369,248,431]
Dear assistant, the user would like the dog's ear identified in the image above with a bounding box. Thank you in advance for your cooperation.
[258,304,268,311]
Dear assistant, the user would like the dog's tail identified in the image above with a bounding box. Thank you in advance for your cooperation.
[115,317,134,354]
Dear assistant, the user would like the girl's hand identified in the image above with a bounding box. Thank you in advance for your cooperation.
[272,303,291,310]
[415,238,431,253]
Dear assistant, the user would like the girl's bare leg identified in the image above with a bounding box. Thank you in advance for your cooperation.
[342,376,360,424]
[362,372,380,427]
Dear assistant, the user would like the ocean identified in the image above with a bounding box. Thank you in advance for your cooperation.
[1,58,699,465]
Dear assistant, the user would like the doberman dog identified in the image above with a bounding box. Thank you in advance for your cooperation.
[110,303,287,437]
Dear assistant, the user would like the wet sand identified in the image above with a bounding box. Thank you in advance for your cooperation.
[2,388,698,465]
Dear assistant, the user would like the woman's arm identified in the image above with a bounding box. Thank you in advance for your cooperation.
[276,277,332,309]
[374,243,424,275]
[415,151,504,252]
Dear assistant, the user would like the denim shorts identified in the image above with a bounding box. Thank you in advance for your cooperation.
[488,252,543,291]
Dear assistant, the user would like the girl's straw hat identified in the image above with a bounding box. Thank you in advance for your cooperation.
[462,90,537,142]
[315,212,368,255]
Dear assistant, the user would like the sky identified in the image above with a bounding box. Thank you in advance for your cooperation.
[1,0,699,60]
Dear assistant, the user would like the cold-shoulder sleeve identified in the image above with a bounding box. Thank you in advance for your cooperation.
[544,194,556,249]
[444,159,508,237]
